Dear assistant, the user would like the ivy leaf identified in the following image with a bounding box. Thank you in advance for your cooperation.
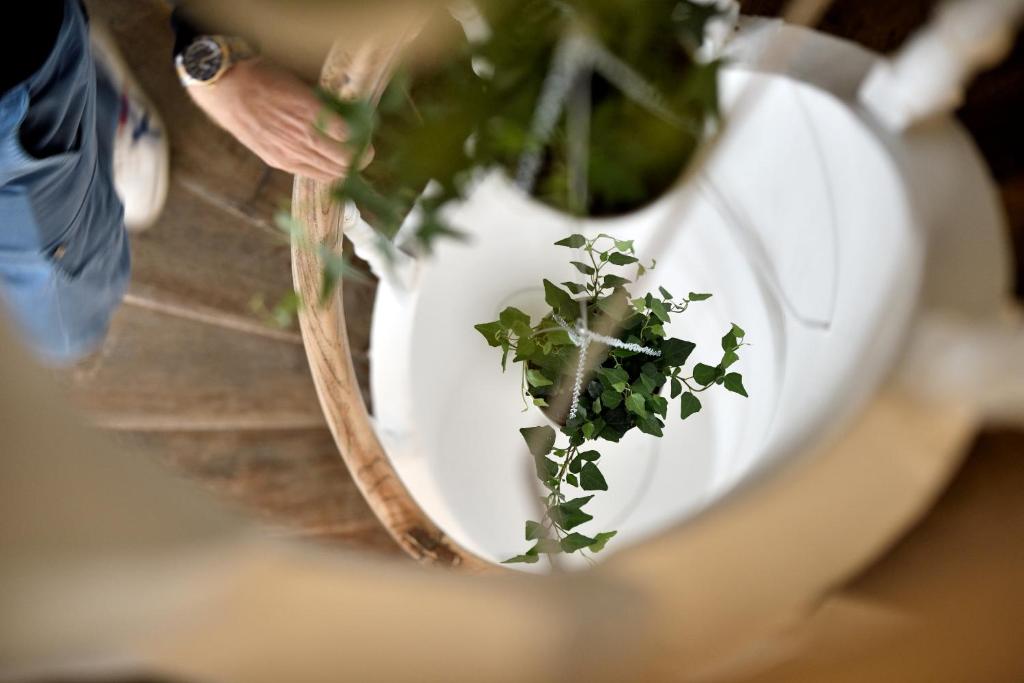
[474,321,504,347]
[571,261,596,276]
[608,252,638,265]
[335,175,403,235]
[515,337,538,361]
[582,422,595,439]
[724,373,748,397]
[658,286,673,299]
[602,274,631,288]
[550,497,595,531]
[520,426,556,457]
[554,234,587,248]
[598,366,629,392]
[625,393,647,416]
[415,212,467,248]
[688,292,712,301]
[579,450,601,461]
[649,298,670,322]
[580,462,608,491]
[534,456,559,480]
[670,377,683,399]
[532,538,563,555]
[499,307,531,331]
[601,388,623,409]
[543,279,577,319]
[526,369,553,388]
[614,239,634,252]
[649,394,669,418]
[503,553,540,564]
[680,391,702,419]
[259,290,301,329]
[693,363,718,386]
[721,330,738,352]
[661,338,696,366]
[731,323,746,338]
[317,92,376,152]
[637,416,664,436]
[319,263,343,304]
[560,533,596,553]
[562,281,585,294]
[561,495,594,510]
[721,351,739,369]
[588,531,618,553]
[566,473,579,487]
[525,520,547,540]
[636,374,658,395]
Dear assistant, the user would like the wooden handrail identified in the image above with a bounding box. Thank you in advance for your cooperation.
[290,35,491,571]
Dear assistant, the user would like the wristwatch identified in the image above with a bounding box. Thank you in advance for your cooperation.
[175,35,257,87]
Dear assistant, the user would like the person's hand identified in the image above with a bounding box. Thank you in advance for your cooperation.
[186,58,372,181]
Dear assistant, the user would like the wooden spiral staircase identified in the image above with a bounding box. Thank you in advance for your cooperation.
[58,0,1024,565]
[58,0,399,556]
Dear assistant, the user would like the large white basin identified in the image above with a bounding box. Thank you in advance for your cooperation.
[368,23,1008,569]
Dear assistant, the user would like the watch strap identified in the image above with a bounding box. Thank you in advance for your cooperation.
[175,35,257,87]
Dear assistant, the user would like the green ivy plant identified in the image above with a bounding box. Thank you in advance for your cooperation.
[342,0,723,249]
[475,234,749,564]
[264,0,725,326]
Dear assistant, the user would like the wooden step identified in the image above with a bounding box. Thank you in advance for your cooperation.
[57,305,325,431]
[116,428,400,554]
[128,179,298,342]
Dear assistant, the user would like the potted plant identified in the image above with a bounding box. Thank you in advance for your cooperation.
[475,233,749,562]
[301,0,727,256]
[275,0,742,562]
[272,0,728,321]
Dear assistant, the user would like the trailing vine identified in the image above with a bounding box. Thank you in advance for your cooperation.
[476,234,749,563]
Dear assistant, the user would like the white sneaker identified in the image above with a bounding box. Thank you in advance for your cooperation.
[90,25,170,232]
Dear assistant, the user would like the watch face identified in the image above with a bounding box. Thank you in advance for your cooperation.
[183,38,224,82]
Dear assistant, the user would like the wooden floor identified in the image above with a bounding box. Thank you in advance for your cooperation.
[67,0,397,556]
[59,1,1023,569]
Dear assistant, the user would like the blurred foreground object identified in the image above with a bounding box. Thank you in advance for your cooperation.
[861,0,1024,130]
[3,1,1024,681]
[185,0,450,77]
[3,265,1022,681]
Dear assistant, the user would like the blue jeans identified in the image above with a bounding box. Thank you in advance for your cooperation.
[0,0,129,364]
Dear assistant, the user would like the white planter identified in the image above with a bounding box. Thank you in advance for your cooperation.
[366,22,1011,569]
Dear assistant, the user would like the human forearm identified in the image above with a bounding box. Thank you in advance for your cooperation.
[184,58,366,181]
